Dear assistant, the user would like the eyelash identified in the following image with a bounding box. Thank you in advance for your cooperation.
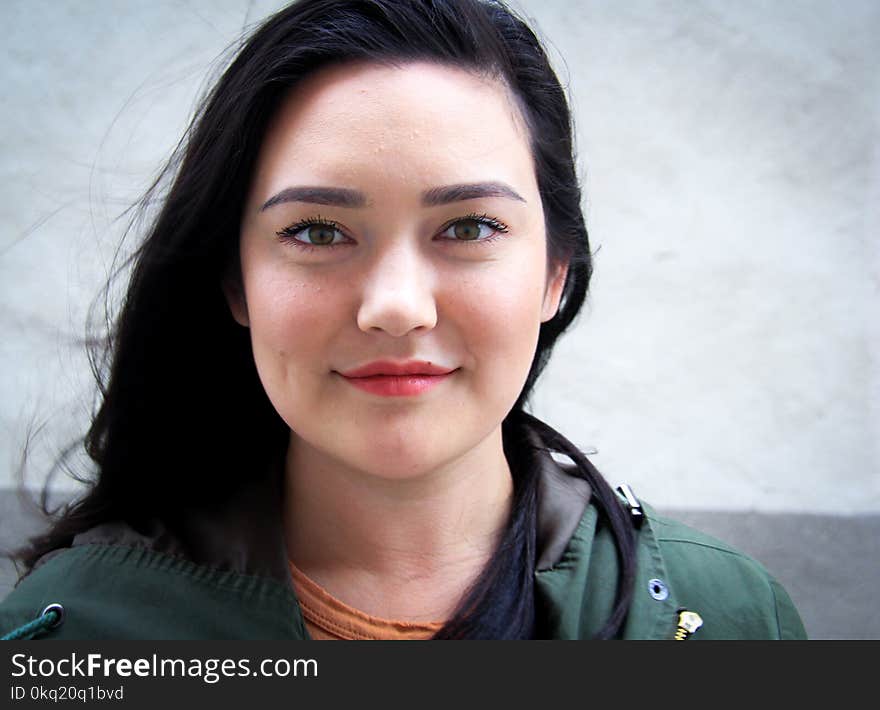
[276,216,342,252]
[275,212,510,253]
[441,213,510,243]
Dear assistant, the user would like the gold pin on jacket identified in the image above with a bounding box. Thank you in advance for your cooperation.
[674,609,703,640]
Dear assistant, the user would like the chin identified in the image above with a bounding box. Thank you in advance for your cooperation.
[345,432,461,481]
[358,442,434,475]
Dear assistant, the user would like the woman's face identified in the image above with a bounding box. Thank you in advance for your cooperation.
[232,61,567,480]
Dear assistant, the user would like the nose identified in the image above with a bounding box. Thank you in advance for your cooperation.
[356,242,438,337]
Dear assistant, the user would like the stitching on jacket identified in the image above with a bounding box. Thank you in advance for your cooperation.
[58,545,305,637]
[767,578,785,640]
[637,510,677,640]
[653,537,754,558]
[79,544,289,590]
[63,544,301,614]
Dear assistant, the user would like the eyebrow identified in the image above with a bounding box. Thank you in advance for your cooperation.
[421,182,526,206]
[259,181,525,212]
[261,186,367,211]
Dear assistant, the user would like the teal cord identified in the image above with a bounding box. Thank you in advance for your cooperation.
[2,608,60,640]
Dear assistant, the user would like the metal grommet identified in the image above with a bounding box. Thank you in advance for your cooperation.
[648,578,669,601]
[41,603,65,629]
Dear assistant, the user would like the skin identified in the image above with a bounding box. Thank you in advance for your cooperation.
[228,61,568,622]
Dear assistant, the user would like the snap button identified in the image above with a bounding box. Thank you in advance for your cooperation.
[648,578,668,601]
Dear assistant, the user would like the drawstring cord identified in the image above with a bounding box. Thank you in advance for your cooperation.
[2,603,64,640]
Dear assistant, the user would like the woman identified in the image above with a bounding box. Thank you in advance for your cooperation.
[1,0,805,640]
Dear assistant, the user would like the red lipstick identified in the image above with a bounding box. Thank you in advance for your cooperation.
[337,360,456,397]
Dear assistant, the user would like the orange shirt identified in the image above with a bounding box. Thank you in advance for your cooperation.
[289,561,445,640]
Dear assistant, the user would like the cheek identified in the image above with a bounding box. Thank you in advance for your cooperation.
[241,266,351,434]
[452,261,545,393]
[242,264,344,376]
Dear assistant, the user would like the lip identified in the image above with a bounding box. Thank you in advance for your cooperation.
[336,360,457,397]
[338,360,456,378]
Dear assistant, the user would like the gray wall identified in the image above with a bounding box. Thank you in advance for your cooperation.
[2,1,878,638]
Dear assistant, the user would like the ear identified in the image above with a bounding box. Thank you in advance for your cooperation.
[541,260,569,323]
[222,276,250,328]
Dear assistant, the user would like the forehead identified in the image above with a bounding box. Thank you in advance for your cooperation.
[252,61,536,193]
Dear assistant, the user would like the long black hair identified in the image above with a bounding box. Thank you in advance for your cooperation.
[18,0,636,639]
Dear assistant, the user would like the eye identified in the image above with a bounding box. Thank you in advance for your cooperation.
[276,218,348,250]
[437,214,509,243]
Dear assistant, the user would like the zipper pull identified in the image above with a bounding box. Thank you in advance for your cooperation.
[674,609,703,640]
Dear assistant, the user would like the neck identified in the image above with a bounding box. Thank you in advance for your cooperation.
[283,425,514,621]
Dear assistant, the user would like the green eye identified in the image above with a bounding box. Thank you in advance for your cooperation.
[276,218,346,251]
[307,224,337,245]
[453,219,482,241]
[439,213,509,244]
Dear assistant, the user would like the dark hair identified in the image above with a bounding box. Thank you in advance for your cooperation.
[19,0,635,639]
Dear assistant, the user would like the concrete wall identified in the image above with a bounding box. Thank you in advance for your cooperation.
[1,1,877,638]
[527,0,879,515]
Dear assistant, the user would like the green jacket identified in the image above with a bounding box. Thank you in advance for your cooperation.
[0,448,806,640]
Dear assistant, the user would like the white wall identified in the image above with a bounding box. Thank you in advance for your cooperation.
[2,0,877,513]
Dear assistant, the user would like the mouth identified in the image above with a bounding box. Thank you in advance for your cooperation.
[335,360,458,397]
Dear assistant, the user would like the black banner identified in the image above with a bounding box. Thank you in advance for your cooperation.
[1,641,865,707]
